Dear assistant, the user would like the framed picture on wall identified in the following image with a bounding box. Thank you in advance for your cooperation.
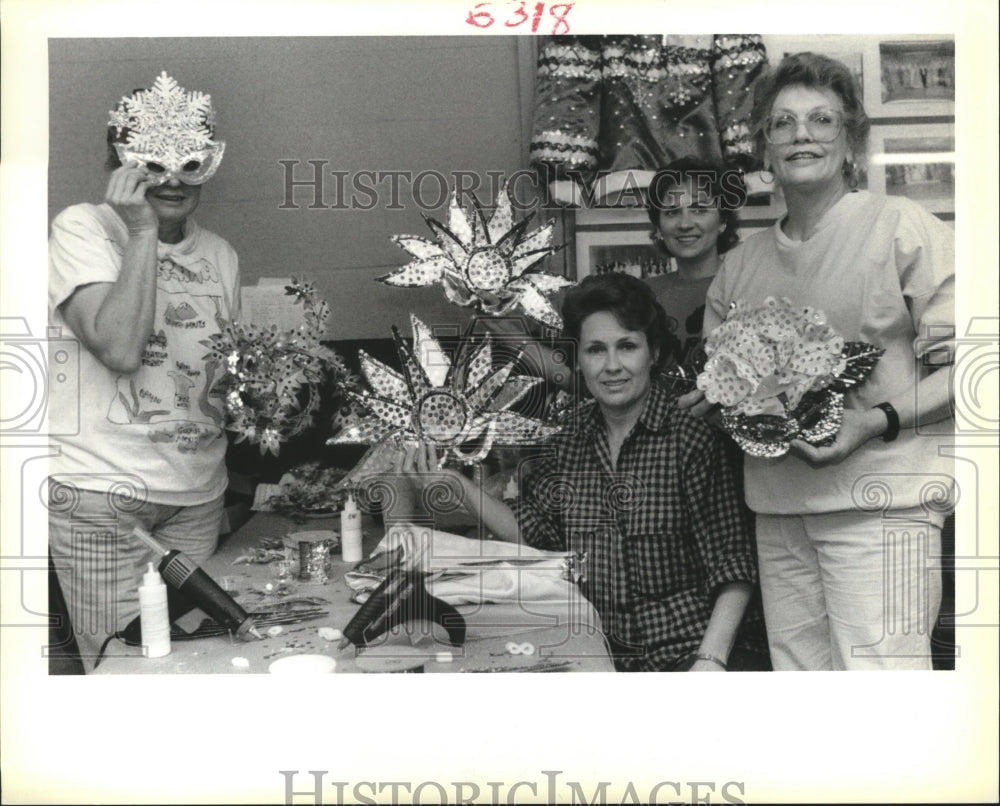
[573,209,672,279]
[868,122,955,215]
[574,229,673,279]
[864,36,955,117]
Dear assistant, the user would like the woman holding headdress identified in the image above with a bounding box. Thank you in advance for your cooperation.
[397,272,770,672]
[682,53,955,670]
[47,73,239,670]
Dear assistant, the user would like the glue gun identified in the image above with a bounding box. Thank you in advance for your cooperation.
[133,527,262,640]
[338,563,466,650]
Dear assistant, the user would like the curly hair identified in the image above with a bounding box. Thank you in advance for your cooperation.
[561,272,676,372]
[645,157,744,256]
[750,52,870,179]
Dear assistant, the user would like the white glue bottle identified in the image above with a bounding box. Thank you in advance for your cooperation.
[340,494,363,563]
[138,561,171,658]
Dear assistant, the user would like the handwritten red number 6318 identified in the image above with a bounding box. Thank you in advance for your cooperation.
[466,2,574,35]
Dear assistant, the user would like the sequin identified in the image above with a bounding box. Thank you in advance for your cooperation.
[327,315,562,464]
[379,187,572,329]
[699,297,883,456]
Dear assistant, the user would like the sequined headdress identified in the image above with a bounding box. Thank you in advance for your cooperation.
[328,314,562,466]
[379,186,573,329]
[108,71,225,184]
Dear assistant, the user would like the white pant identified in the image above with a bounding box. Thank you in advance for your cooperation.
[48,485,224,671]
[756,508,943,670]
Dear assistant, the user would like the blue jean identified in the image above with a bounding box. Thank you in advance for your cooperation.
[48,483,223,671]
[756,507,943,670]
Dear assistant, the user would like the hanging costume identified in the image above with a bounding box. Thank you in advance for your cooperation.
[529,35,767,202]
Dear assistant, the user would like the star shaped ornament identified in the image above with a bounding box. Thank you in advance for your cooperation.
[327,314,562,466]
[378,187,573,329]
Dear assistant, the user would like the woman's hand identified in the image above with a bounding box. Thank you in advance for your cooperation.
[387,439,523,543]
[676,388,722,424]
[105,165,158,235]
[789,407,887,466]
[393,440,468,501]
[393,439,446,479]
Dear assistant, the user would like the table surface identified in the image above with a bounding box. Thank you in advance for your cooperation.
[94,512,615,674]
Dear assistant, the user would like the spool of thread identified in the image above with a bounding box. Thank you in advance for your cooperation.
[298,539,332,583]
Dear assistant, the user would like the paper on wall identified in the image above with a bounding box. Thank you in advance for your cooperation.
[239,277,328,334]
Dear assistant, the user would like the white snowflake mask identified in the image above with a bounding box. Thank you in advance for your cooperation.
[109,71,225,185]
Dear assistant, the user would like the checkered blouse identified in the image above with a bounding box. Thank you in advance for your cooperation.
[515,380,765,671]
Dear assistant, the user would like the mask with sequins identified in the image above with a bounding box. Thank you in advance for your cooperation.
[109,71,225,185]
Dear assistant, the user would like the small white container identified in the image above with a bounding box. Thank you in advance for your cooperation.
[340,495,363,563]
[138,562,171,658]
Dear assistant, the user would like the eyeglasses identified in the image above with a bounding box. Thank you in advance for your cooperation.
[762,110,845,145]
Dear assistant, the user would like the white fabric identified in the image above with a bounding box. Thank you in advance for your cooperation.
[346,524,577,605]
[48,203,240,505]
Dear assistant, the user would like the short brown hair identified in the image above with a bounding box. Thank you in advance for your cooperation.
[645,157,744,255]
[561,273,675,372]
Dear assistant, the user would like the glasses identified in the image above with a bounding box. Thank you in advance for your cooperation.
[763,110,845,144]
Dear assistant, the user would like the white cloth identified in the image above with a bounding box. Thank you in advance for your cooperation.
[48,203,241,505]
[705,191,955,515]
[345,524,578,605]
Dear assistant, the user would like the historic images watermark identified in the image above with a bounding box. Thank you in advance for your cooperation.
[277,164,548,211]
[275,164,687,211]
[279,769,749,805]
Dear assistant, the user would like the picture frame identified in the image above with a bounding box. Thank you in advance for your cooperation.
[864,35,955,118]
[574,208,671,279]
[868,122,955,216]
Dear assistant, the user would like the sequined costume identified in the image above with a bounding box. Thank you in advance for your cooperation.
[530,35,768,190]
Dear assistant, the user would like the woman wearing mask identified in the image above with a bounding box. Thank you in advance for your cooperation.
[48,73,240,670]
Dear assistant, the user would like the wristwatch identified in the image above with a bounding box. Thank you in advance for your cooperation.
[873,402,899,442]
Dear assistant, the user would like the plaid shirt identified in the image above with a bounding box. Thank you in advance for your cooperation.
[515,380,765,671]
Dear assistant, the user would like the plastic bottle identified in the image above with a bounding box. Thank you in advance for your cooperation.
[138,561,171,658]
[340,494,363,563]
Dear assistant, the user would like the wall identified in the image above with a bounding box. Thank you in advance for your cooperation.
[48,36,541,339]
[49,34,955,333]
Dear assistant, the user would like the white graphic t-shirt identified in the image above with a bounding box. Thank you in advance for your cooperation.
[48,203,241,506]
